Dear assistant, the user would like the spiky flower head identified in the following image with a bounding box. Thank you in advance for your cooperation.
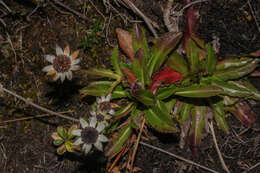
[96,94,115,115]
[72,117,108,154]
[42,45,80,82]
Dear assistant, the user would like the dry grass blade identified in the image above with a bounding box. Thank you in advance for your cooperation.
[208,121,231,173]
[139,141,220,173]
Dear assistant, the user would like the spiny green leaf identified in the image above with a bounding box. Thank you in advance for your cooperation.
[111,46,122,76]
[145,106,178,133]
[206,43,216,76]
[148,32,183,76]
[105,125,132,156]
[132,24,150,61]
[131,88,156,106]
[212,80,253,98]
[174,85,223,98]
[189,106,206,157]
[229,80,260,100]
[180,103,193,123]
[165,99,177,113]
[156,85,179,100]
[211,101,229,134]
[130,108,142,129]
[216,57,253,71]
[133,49,146,87]
[213,59,259,81]
[167,51,189,76]
[80,81,129,98]
[81,68,121,79]
[187,39,199,74]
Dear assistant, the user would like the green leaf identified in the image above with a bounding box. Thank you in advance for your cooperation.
[187,39,199,74]
[105,125,132,156]
[65,141,74,152]
[216,57,253,71]
[167,51,189,76]
[57,144,66,155]
[80,81,111,96]
[80,81,129,98]
[156,85,179,100]
[67,125,78,140]
[212,80,253,98]
[145,106,178,133]
[206,43,216,76]
[113,103,135,121]
[132,24,150,61]
[174,85,223,98]
[165,99,177,113]
[81,68,121,80]
[189,106,206,157]
[133,49,146,87]
[228,80,260,100]
[148,32,183,76]
[131,88,156,106]
[180,103,193,123]
[213,59,259,81]
[53,139,64,146]
[156,100,172,118]
[111,46,122,76]
[130,108,142,129]
[57,126,67,139]
[211,101,229,134]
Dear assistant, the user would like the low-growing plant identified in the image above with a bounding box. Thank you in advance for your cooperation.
[49,0,260,165]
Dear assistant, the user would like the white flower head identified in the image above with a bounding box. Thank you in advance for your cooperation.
[71,117,108,155]
[42,45,80,82]
[90,109,111,127]
[96,94,115,115]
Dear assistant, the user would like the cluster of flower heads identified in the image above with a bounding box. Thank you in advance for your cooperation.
[45,45,116,155]
[51,94,115,155]
[72,94,115,154]
[42,45,80,82]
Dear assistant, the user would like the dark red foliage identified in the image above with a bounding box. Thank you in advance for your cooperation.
[229,101,256,127]
[149,66,183,94]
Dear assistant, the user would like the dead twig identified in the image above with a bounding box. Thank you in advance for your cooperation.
[0,110,74,124]
[51,0,93,23]
[120,0,158,38]
[208,121,231,173]
[0,0,11,12]
[0,84,79,122]
[129,117,146,172]
[247,0,260,33]
[243,161,260,173]
[139,141,220,173]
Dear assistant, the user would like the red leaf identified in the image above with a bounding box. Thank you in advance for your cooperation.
[122,67,136,84]
[149,66,183,94]
[116,28,135,61]
[229,101,256,127]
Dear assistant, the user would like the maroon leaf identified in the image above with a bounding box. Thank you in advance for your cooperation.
[149,66,183,94]
[184,0,200,36]
[229,101,256,127]
[250,49,260,57]
[116,28,135,60]
[122,67,136,85]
